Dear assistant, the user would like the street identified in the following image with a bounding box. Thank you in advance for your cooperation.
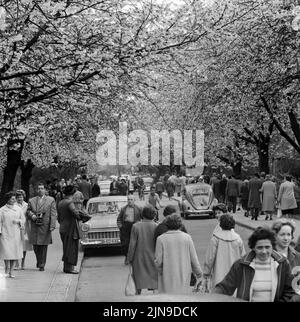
[75,193,251,301]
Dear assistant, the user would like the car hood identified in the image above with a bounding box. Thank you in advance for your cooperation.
[89,213,118,229]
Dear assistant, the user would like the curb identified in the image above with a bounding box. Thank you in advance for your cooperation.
[234,220,256,232]
[73,250,85,303]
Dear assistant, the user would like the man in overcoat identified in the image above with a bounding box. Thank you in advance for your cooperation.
[117,195,141,264]
[26,183,57,271]
[225,175,240,214]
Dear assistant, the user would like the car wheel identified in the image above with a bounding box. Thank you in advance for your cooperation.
[184,213,189,220]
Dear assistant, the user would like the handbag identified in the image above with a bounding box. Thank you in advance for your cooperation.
[125,265,136,296]
[79,210,92,223]
[193,276,211,294]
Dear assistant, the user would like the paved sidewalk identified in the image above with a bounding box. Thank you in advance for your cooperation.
[0,226,83,302]
[233,210,300,241]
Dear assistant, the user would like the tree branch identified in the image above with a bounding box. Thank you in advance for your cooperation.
[261,95,300,154]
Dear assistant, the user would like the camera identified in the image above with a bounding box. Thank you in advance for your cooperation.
[35,212,45,226]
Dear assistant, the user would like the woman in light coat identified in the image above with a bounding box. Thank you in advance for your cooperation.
[260,175,277,220]
[0,192,24,278]
[127,205,158,294]
[277,175,297,217]
[155,214,203,294]
[203,214,245,289]
[15,190,33,270]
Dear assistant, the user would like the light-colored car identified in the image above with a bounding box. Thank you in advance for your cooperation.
[98,180,111,196]
[179,182,217,219]
[80,196,128,249]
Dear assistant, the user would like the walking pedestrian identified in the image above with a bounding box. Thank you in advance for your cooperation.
[26,183,57,271]
[165,178,175,200]
[212,175,221,203]
[225,175,240,214]
[148,186,162,222]
[248,173,263,220]
[219,174,228,204]
[260,174,277,220]
[214,227,297,302]
[155,180,164,200]
[110,177,119,196]
[0,192,24,278]
[136,175,145,200]
[155,214,203,294]
[271,219,300,269]
[277,175,297,218]
[57,185,83,274]
[212,203,229,234]
[91,177,101,197]
[240,179,249,217]
[203,214,245,290]
[16,190,33,270]
[117,195,142,264]
[154,205,187,242]
[118,179,128,196]
[127,205,158,295]
[78,175,92,208]
[174,174,182,197]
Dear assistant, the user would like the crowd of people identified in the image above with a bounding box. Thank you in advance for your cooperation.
[207,172,300,221]
[1,170,300,302]
[0,174,100,277]
[118,193,300,301]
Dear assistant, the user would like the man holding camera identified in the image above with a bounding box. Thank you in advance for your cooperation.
[26,183,57,271]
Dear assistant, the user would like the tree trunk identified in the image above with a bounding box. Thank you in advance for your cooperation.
[0,139,24,206]
[20,159,35,202]
[257,142,270,174]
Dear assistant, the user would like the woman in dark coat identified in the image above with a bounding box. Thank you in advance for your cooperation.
[127,205,158,294]
[57,185,83,274]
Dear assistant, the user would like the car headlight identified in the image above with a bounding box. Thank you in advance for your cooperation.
[81,223,90,232]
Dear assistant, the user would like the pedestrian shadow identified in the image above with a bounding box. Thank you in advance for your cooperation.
[84,247,123,258]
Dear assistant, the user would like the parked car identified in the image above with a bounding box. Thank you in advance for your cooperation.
[80,195,128,249]
[179,182,217,219]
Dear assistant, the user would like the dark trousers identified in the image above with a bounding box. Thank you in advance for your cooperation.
[250,208,260,220]
[227,196,237,213]
[83,199,88,208]
[157,191,163,199]
[33,245,48,268]
[120,222,134,257]
[60,232,79,272]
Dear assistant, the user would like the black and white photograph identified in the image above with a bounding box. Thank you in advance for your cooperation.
[1,0,300,308]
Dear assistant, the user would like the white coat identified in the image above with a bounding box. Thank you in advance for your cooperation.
[155,230,202,294]
[0,204,24,260]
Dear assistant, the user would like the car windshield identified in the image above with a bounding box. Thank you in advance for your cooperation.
[88,201,127,215]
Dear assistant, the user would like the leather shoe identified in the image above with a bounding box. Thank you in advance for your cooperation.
[39,267,45,271]
[64,270,79,274]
